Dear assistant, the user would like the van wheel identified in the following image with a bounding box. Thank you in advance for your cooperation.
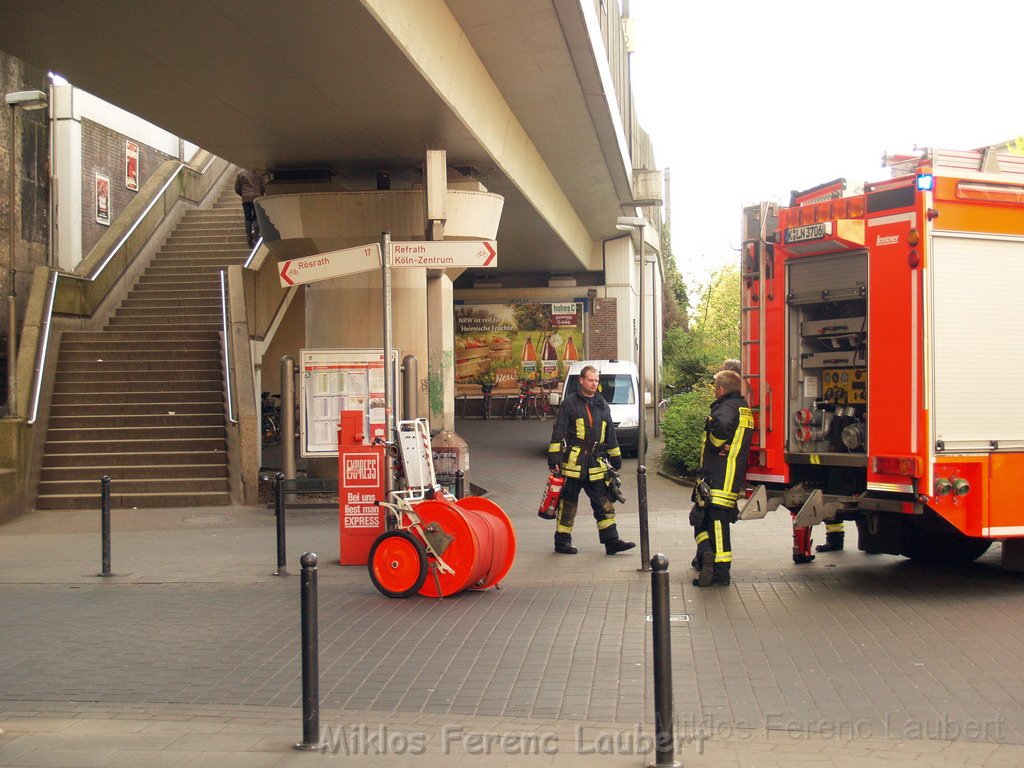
[898,516,992,565]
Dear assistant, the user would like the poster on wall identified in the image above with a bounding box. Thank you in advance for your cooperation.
[95,174,110,226]
[125,140,139,191]
[454,302,584,394]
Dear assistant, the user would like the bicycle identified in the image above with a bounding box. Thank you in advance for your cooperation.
[481,382,493,420]
[505,379,533,420]
[530,379,557,421]
[261,392,282,447]
[656,383,680,419]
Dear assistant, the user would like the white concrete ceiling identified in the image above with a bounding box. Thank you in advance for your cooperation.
[0,0,637,274]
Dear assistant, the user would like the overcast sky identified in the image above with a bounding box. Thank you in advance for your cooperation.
[629,0,1023,289]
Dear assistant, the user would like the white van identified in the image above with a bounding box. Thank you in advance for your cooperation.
[554,360,641,455]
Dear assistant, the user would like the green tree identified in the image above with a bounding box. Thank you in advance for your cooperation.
[659,262,741,475]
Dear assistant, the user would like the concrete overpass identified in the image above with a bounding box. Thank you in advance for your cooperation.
[1,0,664,498]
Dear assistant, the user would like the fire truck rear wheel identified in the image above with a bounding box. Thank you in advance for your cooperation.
[898,519,992,566]
[368,531,429,598]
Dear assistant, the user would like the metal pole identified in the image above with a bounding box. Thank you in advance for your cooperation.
[381,232,394,498]
[281,355,296,480]
[455,469,465,500]
[7,104,18,417]
[402,354,417,420]
[637,465,651,571]
[294,552,323,751]
[648,554,681,768]
[653,257,661,438]
[274,472,287,576]
[637,222,651,571]
[99,476,111,577]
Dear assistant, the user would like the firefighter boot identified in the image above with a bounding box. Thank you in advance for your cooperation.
[554,533,578,555]
[605,539,636,555]
[816,522,845,552]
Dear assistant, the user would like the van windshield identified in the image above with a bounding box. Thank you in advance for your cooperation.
[565,374,635,405]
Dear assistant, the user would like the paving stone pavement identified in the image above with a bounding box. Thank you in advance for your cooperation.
[1,416,1024,766]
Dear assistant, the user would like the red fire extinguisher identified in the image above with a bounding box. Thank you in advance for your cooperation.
[538,472,565,519]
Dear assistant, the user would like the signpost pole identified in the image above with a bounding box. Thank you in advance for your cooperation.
[381,232,395,498]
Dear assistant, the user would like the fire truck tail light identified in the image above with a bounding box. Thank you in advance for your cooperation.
[873,455,922,476]
[934,477,953,496]
[952,477,971,497]
[814,202,830,223]
[848,197,865,217]
[907,228,920,246]
[916,173,935,191]
[799,206,815,226]
[832,198,848,218]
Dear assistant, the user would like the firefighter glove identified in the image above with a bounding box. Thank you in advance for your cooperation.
[688,504,705,528]
[547,456,561,471]
[609,455,622,471]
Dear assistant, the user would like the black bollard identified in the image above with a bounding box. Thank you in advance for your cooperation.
[275,472,287,576]
[294,552,323,751]
[637,465,652,572]
[455,469,466,500]
[99,476,112,577]
[648,554,681,768]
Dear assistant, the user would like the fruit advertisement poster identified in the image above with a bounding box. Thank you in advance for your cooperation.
[454,302,584,393]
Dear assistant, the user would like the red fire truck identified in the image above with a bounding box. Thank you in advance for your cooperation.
[741,142,1024,567]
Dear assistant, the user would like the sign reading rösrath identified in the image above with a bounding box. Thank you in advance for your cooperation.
[391,240,497,268]
[279,243,382,287]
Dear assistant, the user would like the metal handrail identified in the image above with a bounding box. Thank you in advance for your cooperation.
[220,269,237,425]
[242,236,263,269]
[26,154,223,428]
[26,270,59,425]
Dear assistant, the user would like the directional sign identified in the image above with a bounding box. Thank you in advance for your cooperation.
[390,240,497,269]
[279,243,382,287]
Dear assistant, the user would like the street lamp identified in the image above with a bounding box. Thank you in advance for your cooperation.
[4,89,47,418]
[616,214,650,571]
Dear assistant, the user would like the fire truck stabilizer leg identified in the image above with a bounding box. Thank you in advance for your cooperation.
[792,510,815,564]
[816,521,845,552]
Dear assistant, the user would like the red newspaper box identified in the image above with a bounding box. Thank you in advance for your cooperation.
[338,410,386,565]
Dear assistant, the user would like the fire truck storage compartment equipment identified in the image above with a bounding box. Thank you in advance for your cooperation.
[338,410,386,565]
[787,252,867,458]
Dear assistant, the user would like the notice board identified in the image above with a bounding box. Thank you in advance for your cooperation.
[299,348,400,457]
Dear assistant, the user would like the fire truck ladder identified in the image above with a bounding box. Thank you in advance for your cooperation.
[740,203,778,451]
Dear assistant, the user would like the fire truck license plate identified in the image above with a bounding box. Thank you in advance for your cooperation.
[785,222,832,243]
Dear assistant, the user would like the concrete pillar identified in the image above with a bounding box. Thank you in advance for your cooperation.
[426,273,455,430]
[305,266,429,420]
[50,83,82,271]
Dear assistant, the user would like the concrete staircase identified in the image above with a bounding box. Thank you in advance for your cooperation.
[37,189,250,509]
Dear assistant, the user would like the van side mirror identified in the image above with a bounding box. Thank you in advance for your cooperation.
[644,391,652,407]
[549,392,561,407]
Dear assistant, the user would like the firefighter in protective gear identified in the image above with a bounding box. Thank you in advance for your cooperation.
[547,365,635,555]
[691,370,754,587]
[816,519,845,552]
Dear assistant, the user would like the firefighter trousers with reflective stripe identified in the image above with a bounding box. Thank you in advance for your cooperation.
[693,504,732,578]
[555,475,618,545]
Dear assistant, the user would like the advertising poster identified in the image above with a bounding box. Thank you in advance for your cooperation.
[95,174,110,226]
[454,302,583,394]
[125,140,140,191]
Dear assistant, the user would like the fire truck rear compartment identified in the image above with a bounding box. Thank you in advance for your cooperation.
[786,252,868,463]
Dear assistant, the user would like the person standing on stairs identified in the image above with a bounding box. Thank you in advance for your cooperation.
[234,168,266,247]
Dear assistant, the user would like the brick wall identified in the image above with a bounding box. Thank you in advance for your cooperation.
[1,51,49,410]
[588,297,617,359]
[80,118,174,255]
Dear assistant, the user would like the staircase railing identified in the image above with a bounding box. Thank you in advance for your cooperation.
[19,152,230,418]
[220,269,237,425]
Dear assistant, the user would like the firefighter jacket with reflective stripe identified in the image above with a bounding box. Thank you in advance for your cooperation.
[698,391,754,509]
[548,392,621,480]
